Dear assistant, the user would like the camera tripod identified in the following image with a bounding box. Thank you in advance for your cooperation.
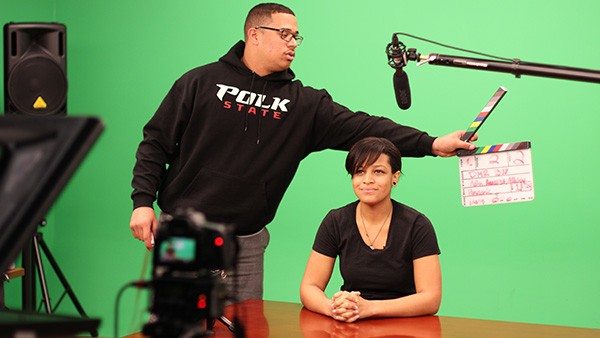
[21,220,98,337]
[210,315,237,333]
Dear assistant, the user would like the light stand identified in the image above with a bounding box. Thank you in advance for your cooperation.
[21,220,98,337]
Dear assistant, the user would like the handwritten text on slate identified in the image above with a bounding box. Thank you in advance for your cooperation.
[459,149,534,207]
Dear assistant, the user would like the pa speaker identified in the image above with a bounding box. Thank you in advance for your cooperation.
[3,22,67,116]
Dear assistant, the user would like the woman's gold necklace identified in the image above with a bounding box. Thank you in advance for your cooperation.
[359,204,392,250]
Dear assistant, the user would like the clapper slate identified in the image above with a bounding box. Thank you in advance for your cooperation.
[454,86,535,206]
[458,142,535,207]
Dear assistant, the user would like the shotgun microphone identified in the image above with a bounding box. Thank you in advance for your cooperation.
[387,33,411,110]
[393,68,411,110]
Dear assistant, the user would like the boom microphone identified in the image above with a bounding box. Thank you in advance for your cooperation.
[387,34,411,110]
[393,69,411,110]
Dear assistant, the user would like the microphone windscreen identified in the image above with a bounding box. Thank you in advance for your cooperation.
[393,70,411,110]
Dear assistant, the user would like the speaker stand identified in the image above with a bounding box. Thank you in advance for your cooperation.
[22,221,98,337]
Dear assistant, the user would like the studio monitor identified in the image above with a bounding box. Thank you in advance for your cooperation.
[3,22,67,116]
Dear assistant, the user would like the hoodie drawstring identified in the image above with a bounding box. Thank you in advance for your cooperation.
[256,80,268,145]
[242,72,268,145]
[244,74,256,132]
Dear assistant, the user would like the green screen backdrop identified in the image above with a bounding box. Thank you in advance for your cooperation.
[2,1,599,336]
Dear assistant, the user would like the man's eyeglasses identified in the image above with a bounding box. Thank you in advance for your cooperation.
[256,26,303,46]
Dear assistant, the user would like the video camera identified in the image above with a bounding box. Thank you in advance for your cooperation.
[142,209,237,337]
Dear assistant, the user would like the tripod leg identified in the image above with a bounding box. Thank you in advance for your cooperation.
[36,234,98,337]
[33,234,52,314]
[218,316,236,332]
[21,238,36,311]
[0,279,4,310]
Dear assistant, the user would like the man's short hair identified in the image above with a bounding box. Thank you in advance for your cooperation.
[244,3,295,39]
[345,137,403,176]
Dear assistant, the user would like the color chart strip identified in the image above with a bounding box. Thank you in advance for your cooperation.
[457,141,531,156]
[460,86,508,143]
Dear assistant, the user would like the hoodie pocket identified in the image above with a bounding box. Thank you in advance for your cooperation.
[177,167,268,227]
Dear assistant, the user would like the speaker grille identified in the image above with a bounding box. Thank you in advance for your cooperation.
[7,55,67,116]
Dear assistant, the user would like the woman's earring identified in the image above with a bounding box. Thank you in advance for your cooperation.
[393,181,397,186]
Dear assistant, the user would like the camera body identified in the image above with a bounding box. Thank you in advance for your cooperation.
[142,209,237,337]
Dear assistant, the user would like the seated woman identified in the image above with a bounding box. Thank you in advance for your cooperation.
[300,137,441,322]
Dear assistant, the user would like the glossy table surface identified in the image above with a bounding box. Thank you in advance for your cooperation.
[124,300,600,338]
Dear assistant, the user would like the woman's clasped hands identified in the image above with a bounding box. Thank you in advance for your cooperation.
[330,291,369,322]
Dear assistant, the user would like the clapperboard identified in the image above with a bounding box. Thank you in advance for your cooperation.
[456,87,535,207]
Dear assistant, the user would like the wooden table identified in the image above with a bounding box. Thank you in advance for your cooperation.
[124,300,600,337]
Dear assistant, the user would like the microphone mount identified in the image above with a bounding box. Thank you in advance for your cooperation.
[385,34,407,69]
[386,33,421,69]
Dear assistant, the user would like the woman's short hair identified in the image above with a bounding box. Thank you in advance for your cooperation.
[345,137,402,175]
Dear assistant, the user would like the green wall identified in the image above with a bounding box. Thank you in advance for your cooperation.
[2,1,599,336]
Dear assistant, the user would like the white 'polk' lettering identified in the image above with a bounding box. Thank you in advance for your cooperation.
[216,84,290,113]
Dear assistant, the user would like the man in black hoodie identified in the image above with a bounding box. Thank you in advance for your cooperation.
[130,3,475,301]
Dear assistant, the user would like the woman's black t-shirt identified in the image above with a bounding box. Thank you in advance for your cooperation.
[312,200,440,300]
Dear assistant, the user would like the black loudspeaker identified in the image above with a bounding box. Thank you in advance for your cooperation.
[3,22,67,116]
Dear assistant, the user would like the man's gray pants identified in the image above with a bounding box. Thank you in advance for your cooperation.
[224,227,270,302]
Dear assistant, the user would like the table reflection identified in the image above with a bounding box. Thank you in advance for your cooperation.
[298,307,441,338]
